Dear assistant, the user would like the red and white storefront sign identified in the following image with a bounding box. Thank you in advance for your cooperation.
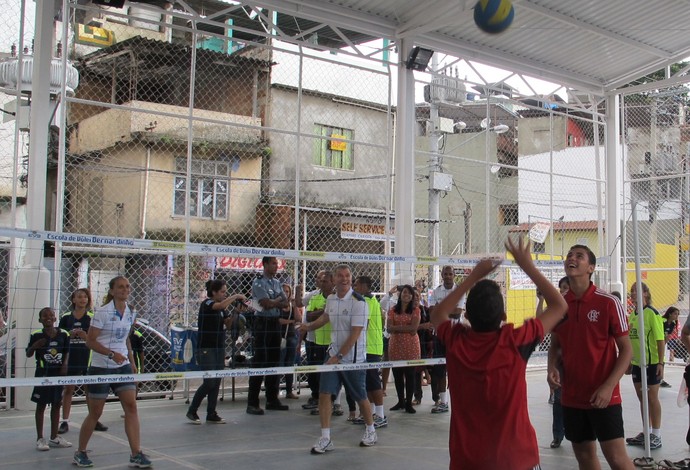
[216,257,286,272]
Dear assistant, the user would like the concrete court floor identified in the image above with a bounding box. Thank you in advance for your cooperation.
[1,365,689,469]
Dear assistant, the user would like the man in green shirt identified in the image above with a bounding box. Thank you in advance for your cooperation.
[303,271,334,411]
[350,276,387,428]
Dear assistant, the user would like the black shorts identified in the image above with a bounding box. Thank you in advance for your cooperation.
[562,404,625,443]
[365,354,382,391]
[31,385,64,405]
[631,364,661,386]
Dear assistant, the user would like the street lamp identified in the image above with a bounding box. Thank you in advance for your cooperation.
[443,122,509,155]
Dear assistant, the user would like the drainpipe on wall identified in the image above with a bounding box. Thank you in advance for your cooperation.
[139,145,151,239]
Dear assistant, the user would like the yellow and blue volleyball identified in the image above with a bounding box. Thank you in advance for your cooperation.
[474,0,514,34]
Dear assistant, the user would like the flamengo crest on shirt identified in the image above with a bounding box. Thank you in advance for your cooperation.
[587,310,600,322]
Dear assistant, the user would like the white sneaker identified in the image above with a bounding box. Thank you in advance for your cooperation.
[49,436,72,448]
[310,437,334,454]
[373,414,388,428]
[360,429,377,447]
[36,438,50,451]
[431,402,449,413]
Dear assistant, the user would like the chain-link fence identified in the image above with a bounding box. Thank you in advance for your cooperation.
[1,1,689,404]
[621,80,690,366]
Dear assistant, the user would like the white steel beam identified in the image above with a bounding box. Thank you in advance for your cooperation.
[606,55,690,92]
[605,94,623,293]
[394,37,416,281]
[254,0,397,39]
[418,33,606,95]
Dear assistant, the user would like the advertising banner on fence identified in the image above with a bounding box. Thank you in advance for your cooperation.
[216,257,286,272]
[529,222,551,244]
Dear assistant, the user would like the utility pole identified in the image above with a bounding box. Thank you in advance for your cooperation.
[428,54,441,289]
[463,202,471,254]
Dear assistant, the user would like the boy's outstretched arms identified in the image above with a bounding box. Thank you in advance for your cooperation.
[430,258,502,329]
[505,236,567,334]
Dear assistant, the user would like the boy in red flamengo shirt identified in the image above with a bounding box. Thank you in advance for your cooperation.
[548,245,634,470]
[431,236,567,470]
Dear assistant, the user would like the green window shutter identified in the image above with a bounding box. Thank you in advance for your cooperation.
[313,124,323,165]
[342,129,353,169]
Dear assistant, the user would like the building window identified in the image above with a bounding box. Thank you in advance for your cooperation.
[498,204,518,225]
[173,158,229,219]
[313,124,354,170]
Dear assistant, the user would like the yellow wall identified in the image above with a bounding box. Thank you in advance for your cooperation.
[504,252,564,326]
[503,241,680,325]
[624,243,679,313]
[506,284,538,326]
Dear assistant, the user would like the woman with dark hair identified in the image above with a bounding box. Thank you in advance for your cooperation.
[626,281,665,450]
[58,288,108,434]
[186,279,246,425]
[279,283,301,399]
[387,285,421,413]
[663,306,688,365]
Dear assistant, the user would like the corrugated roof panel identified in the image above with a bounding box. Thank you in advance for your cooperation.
[184,0,690,93]
[280,0,690,93]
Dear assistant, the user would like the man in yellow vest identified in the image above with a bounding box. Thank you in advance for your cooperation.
[303,271,335,413]
[350,275,387,428]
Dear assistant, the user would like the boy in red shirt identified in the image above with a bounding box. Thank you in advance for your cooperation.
[431,237,567,470]
[548,245,633,470]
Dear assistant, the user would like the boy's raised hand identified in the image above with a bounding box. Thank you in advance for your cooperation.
[505,235,533,270]
[505,234,567,335]
[430,257,501,328]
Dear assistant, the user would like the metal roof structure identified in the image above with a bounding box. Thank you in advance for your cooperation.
[246,0,690,96]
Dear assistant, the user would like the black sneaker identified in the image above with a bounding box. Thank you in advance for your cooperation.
[58,421,69,434]
[206,413,226,424]
[302,397,319,410]
[266,401,289,411]
[660,380,672,388]
[94,421,108,432]
[186,411,201,424]
[626,432,644,446]
[246,406,265,415]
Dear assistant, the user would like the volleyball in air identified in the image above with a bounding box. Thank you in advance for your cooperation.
[474,0,514,34]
